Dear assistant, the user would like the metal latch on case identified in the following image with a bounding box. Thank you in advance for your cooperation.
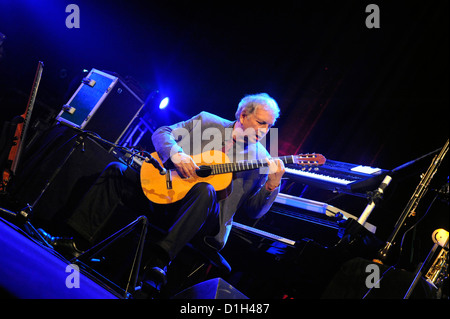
[62,104,76,114]
[81,77,96,87]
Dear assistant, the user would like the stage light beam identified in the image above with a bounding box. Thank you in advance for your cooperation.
[159,97,169,109]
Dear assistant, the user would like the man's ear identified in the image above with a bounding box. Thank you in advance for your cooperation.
[239,111,247,124]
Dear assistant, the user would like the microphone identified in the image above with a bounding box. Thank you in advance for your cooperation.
[145,155,167,175]
[358,175,392,225]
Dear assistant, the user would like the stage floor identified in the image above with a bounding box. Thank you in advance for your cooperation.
[0,217,120,299]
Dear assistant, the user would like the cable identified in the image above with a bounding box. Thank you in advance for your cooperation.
[396,194,438,266]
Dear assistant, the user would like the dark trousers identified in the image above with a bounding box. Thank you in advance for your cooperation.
[67,162,220,262]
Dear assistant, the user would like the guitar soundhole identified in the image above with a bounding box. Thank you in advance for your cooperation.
[196,165,212,178]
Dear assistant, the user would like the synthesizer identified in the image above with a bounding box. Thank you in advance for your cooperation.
[284,158,389,193]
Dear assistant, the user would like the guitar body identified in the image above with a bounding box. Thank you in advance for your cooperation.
[140,150,233,204]
[140,149,325,205]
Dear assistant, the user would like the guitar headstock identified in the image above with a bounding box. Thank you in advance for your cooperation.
[293,153,326,166]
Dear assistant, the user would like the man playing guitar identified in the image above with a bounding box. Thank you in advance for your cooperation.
[48,93,288,292]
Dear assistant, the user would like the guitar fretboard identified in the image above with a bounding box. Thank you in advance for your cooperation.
[210,155,299,175]
[10,61,44,174]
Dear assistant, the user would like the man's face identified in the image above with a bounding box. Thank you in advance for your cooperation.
[237,106,276,144]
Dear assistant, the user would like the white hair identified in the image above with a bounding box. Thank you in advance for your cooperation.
[235,93,280,121]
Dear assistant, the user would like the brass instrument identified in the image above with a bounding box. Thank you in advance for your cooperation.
[425,229,449,290]
[377,139,449,263]
[404,229,448,298]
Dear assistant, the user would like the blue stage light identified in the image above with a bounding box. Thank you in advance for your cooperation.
[159,97,169,109]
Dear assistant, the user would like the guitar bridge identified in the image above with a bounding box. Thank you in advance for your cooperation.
[166,170,173,189]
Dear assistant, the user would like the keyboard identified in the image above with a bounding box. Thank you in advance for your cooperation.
[284,159,389,193]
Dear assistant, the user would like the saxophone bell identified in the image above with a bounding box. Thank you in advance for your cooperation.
[432,228,449,248]
[424,229,449,291]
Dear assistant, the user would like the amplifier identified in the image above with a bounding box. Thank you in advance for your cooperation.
[56,69,145,146]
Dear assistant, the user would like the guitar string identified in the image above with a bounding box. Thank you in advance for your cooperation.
[210,155,302,175]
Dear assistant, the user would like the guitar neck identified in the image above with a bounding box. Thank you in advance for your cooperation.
[10,61,44,173]
[210,155,295,175]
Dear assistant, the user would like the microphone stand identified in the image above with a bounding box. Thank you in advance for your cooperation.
[334,175,391,260]
[1,123,164,297]
[0,131,87,249]
[66,124,167,175]
[58,125,165,296]
[1,124,166,250]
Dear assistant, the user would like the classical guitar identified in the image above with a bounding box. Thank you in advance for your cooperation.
[1,61,44,191]
[140,150,326,204]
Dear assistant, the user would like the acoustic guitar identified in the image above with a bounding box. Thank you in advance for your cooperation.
[140,150,326,204]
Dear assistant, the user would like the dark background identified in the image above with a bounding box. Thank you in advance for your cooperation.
[1,0,448,283]
[1,1,447,164]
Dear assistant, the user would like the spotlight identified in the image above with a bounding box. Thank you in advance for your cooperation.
[159,97,169,109]
[144,90,169,111]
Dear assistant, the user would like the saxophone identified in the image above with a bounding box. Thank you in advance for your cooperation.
[424,229,449,290]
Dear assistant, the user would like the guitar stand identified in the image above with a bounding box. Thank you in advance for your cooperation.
[71,215,149,299]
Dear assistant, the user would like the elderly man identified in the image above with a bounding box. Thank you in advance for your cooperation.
[45,93,285,292]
